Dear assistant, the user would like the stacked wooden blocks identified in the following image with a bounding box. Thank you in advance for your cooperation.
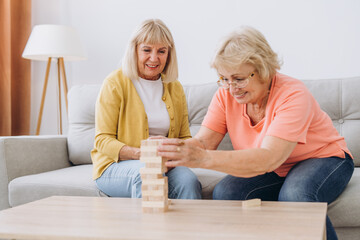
[140,139,169,213]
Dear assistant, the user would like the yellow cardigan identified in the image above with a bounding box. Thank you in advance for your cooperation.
[91,69,191,179]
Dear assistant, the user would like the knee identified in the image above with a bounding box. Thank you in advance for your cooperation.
[213,177,247,200]
[168,167,202,199]
[278,185,314,202]
[178,172,202,192]
[213,182,230,200]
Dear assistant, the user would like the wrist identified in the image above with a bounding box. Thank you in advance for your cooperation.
[195,138,206,149]
[134,148,141,159]
[119,145,140,160]
[202,149,213,169]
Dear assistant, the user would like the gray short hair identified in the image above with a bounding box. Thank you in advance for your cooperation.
[211,26,281,82]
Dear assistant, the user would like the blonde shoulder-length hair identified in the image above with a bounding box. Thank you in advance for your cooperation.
[122,19,178,83]
[211,26,281,82]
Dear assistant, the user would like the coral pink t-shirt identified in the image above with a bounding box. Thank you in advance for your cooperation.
[202,73,351,177]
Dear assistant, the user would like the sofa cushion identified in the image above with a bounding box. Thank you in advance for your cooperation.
[67,85,99,165]
[328,168,360,227]
[8,165,105,207]
[190,168,226,199]
[302,77,360,166]
[183,83,234,150]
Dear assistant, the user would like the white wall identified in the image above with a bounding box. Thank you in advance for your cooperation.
[30,0,360,135]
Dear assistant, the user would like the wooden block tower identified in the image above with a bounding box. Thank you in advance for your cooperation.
[140,139,169,213]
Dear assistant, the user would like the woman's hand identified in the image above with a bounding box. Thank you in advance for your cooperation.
[119,145,140,160]
[146,136,175,172]
[157,138,210,168]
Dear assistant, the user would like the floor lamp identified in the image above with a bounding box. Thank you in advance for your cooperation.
[22,25,86,135]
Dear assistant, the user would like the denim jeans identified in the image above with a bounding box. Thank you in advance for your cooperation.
[96,160,202,199]
[213,153,354,240]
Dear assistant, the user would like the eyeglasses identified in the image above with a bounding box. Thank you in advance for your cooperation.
[217,72,255,90]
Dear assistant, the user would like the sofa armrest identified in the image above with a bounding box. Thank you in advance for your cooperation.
[0,135,71,210]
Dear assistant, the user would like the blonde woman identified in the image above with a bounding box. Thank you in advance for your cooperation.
[91,19,201,199]
[158,26,353,239]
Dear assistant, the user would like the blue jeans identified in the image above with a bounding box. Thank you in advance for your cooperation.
[96,160,202,199]
[213,153,354,240]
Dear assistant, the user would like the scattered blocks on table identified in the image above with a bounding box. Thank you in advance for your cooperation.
[242,198,261,208]
[140,139,169,213]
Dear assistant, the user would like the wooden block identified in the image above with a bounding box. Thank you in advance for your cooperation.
[140,167,164,175]
[141,140,162,150]
[140,145,158,158]
[142,177,167,186]
[142,185,163,191]
[163,179,168,194]
[142,206,168,213]
[141,139,162,146]
[142,195,167,201]
[141,139,161,146]
[140,140,164,158]
[144,162,167,173]
[140,173,163,179]
[140,139,149,146]
[140,167,163,175]
[242,198,261,208]
[142,189,167,197]
[145,162,162,169]
[141,177,168,194]
[140,149,158,157]
[141,145,159,150]
[140,156,163,162]
[142,199,169,213]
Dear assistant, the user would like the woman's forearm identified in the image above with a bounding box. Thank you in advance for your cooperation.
[204,136,297,177]
[204,148,270,177]
[185,137,207,149]
[118,145,141,160]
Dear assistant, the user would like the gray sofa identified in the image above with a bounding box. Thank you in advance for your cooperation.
[1,77,360,239]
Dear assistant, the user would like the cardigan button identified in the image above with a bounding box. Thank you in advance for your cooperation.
[170,116,174,120]
[167,105,170,109]
[162,97,166,101]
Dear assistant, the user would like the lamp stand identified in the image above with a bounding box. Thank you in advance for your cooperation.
[36,57,68,135]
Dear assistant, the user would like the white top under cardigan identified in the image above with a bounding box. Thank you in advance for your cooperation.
[132,77,170,136]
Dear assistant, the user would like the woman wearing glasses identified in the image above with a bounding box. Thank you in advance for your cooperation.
[158,26,353,240]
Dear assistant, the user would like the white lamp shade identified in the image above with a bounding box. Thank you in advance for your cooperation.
[22,24,87,61]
